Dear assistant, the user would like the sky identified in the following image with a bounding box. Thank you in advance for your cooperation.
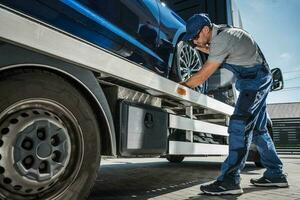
[236,0,300,104]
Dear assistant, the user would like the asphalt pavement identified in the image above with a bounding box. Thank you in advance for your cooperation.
[89,155,300,200]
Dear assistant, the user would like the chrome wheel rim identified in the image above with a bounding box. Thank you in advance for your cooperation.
[176,41,207,93]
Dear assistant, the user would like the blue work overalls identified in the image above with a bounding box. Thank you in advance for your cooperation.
[216,58,284,185]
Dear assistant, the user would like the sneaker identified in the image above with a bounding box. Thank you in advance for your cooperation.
[200,180,243,195]
[250,175,289,187]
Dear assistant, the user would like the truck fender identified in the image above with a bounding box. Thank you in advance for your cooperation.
[0,42,116,155]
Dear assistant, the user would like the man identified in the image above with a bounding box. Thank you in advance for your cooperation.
[180,13,288,195]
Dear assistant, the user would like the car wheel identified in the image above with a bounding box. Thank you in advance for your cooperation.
[171,41,207,93]
[0,69,101,200]
[166,155,185,163]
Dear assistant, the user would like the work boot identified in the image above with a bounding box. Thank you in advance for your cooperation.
[250,175,289,187]
[200,180,243,195]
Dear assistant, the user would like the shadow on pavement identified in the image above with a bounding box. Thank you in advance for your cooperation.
[89,159,260,200]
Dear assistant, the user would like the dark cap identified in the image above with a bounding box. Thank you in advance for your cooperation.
[182,13,212,42]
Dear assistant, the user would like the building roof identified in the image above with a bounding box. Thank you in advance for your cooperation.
[267,102,300,119]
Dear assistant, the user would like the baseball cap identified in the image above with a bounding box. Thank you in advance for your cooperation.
[182,13,212,42]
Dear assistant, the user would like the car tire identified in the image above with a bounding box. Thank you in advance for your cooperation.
[170,41,207,93]
[0,69,101,200]
[166,155,185,163]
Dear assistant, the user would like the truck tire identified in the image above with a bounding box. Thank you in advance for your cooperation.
[170,41,207,93]
[252,149,264,168]
[255,160,264,168]
[0,69,101,200]
[166,155,185,163]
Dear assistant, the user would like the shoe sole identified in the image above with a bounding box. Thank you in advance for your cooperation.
[201,189,244,195]
[252,182,289,188]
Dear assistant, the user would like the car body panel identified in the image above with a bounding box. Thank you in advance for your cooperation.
[156,1,186,68]
[0,0,186,77]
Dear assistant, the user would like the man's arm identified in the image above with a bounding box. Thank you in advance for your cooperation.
[196,46,210,54]
[183,60,221,88]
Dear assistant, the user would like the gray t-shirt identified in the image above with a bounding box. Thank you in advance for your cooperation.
[207,24,263,67]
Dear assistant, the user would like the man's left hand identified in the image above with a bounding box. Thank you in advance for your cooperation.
[183,60,221,88]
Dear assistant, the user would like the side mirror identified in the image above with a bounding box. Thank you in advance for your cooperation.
[271,68,284,91]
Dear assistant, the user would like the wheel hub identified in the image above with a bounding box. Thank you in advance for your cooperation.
[0,104,71,195]
[14,116,70,182]
[37,142,52,158]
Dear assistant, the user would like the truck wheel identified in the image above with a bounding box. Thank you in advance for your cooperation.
[170,41,207,93]
[166,155,185,163]
[252,150,265,168]
[252,124,274,168]
[255,161,264,168]
[0,69,101,200]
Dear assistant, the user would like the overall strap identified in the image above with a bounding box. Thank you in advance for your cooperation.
[256,44,270,71]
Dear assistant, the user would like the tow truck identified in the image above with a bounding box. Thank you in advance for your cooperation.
[0,1,283,199]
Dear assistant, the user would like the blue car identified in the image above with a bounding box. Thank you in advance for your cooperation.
[0,0,208,92]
